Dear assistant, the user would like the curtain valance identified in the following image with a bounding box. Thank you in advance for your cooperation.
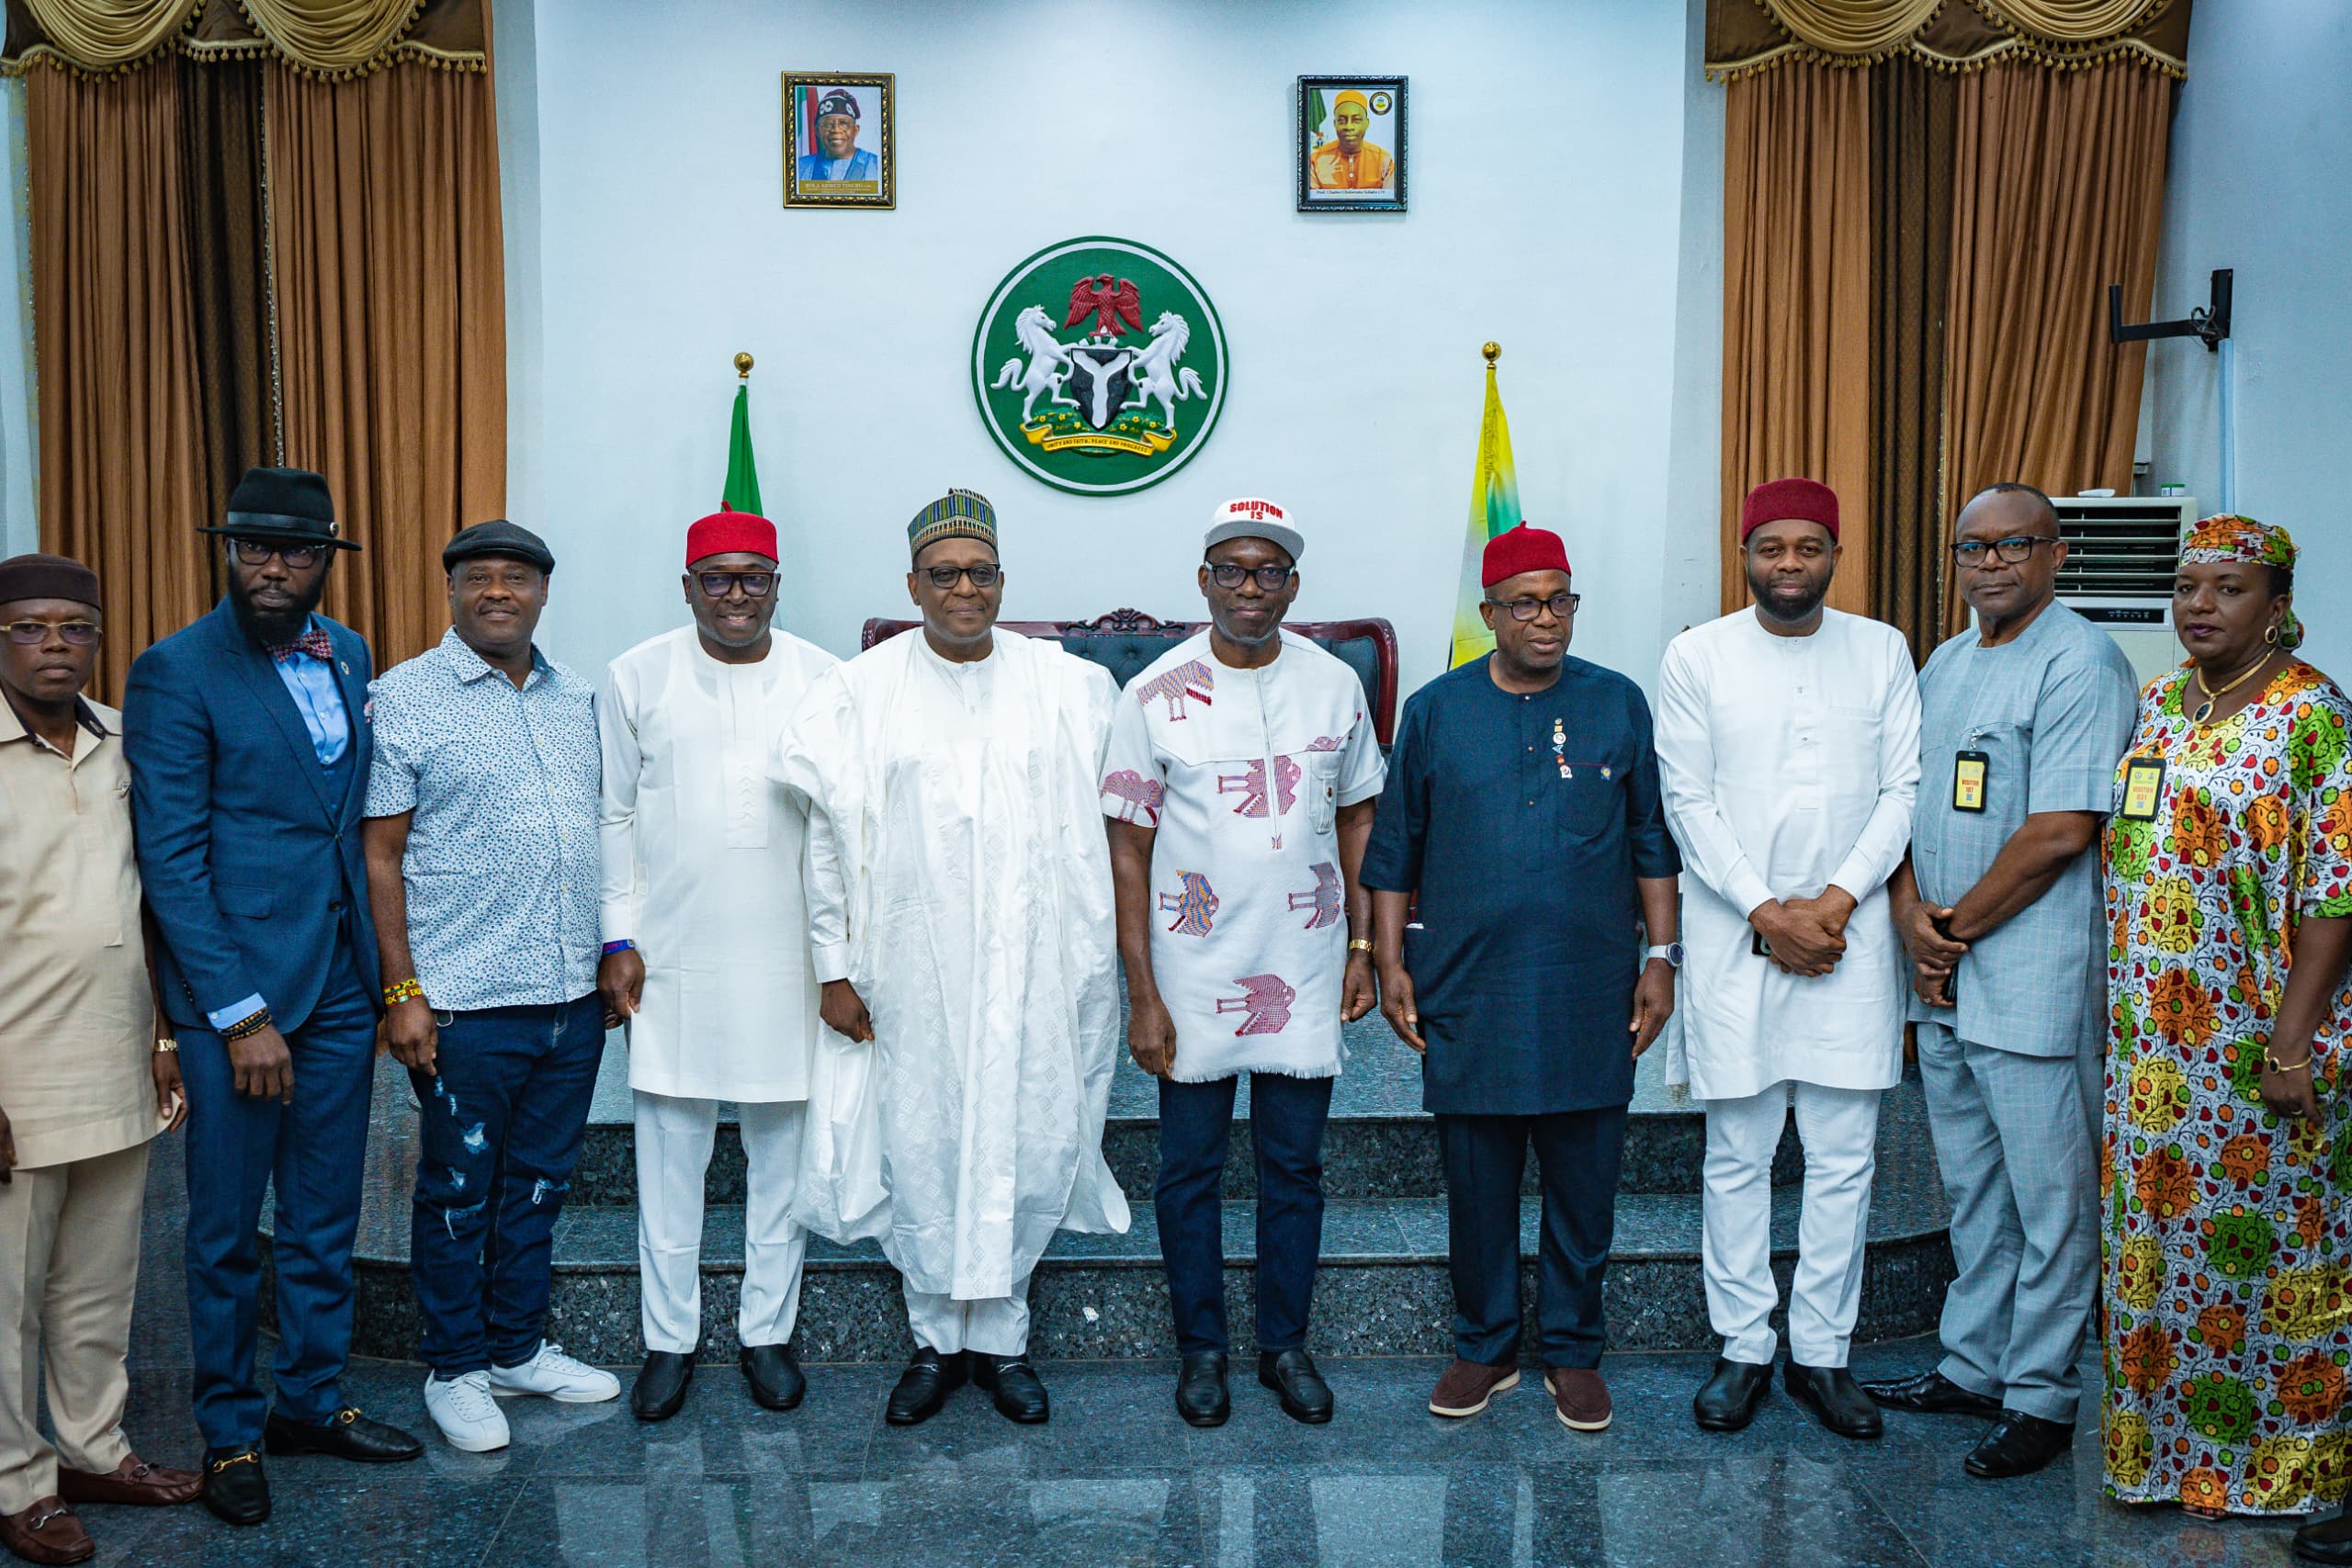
[3,0,485,77]
[1707,0,2189,80]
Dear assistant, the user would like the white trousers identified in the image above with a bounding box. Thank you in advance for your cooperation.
[635,1091,808,1356]
[902,1275,1033,1358]
[1702,1081,1882,1368]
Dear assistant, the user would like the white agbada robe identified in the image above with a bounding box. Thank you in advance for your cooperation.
[775,628,1129,1305]
[1099,631,1386,1082]
[1654,605,1921,1366]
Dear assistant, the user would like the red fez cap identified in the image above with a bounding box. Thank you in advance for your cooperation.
[685,509,779,566]
[1481,523,1571,589]
[1740,478,1838,542]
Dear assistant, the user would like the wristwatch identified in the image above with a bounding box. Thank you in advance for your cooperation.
[1645,942,1685,968]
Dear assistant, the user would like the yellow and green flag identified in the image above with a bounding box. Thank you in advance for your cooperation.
[723,383,763,514]
[1448,357,1521,668]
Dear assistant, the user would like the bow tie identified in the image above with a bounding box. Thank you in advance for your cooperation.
[269,628,334,665]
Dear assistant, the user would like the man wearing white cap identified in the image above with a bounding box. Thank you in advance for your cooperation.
[1102,498,1385,1427]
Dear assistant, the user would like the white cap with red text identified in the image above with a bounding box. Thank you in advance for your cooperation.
[1203,497,1305,564]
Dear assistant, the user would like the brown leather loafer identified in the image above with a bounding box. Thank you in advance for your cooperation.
[58,1453,203,1507]
[0,1496,94,1565]
[1545,1366,1612,1431]
[1428,1358,1520,1418]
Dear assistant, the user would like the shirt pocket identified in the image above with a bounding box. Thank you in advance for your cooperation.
[1306,752,1340,835]
[1555,760,1623,841]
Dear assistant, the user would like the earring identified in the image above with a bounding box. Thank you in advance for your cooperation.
[2265,625,2280,647]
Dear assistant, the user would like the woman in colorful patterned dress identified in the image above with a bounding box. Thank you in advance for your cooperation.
[2101,516,2352,1541]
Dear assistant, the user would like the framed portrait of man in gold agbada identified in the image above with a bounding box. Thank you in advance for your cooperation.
[1296,75,1406,213]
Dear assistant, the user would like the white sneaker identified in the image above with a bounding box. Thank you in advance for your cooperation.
[488,1342,622,1404]
[424,1371,511,1452]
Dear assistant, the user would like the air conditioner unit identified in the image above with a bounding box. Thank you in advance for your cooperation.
[2052,493,2194,687]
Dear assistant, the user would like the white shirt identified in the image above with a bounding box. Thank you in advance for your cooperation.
[775,629,1130,1300]
[598,626,838,1101]
[1654,608,1922,1099]
[1100,631,1385,1081]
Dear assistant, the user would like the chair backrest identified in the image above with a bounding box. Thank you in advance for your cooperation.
[859,607,1401,744]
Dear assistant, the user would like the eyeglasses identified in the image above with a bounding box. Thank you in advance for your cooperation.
[1951,535,2059,567]
[923,563,1001,589]
[1485,593,1580,622]
[695,570,776,599]
[1207,563,1296,592]
[3,620,101,647]
[230,539,324,570]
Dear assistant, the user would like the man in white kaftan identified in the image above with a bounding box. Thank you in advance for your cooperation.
[596,511,836,1422]
[1656,478,1920,1442]
[775,488,1127,1428]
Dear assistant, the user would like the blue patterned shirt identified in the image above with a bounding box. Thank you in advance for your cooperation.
[365,628,602,1010]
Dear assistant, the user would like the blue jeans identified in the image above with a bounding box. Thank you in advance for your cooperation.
[182,938,379,1450]
[407,994,604,1377]
[1157,1072,1334,1355]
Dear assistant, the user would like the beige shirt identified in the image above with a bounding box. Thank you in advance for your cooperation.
[0,694,157,1168]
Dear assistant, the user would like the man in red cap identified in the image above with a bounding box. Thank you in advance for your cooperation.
[596,511,839,1423]
[1363,524,1682,1435]
[1654,476,1921,1442]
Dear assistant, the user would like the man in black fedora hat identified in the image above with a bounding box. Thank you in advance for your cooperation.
[123,467,423,1529]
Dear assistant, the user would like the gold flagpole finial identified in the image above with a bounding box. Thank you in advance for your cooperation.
[734,352,754,379]
[1481,342,1500,365]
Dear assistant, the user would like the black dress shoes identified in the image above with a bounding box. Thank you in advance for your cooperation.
[1784,1363,1883,1440]
[1693,1358,1773,1431]
[1259,1349,1334,1425]
[2294,1509,2352,1564]
[1176,1351,1230,1427]
[1964,1410,2075,1478]
[1859,1368,2004,1420]
[972,1354,1050,1424]
[199,1450,270,1528]
[741,1344,806,1411]
[262,1406,424,1462]
[886,1348,966,1427]
[632,1351,695,1421]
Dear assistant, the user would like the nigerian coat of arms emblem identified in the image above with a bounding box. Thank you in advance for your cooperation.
[971,236,1227,496]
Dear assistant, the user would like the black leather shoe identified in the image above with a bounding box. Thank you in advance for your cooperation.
[741,1344,805,1411]
[199,1450,269,1528]
[1693,1358,1773,1432]
[1176,1351,1230,1427]
[971,1354,1050,1424]
[1784,1363,1883,1440]
[1964,1409,2075,1478]
[631,1351,695,1421]
[1859,1367,2004,1420]
[2294,1508,2352,1564]
[1258,1349,1333,1426]
[261,1406,424,1462]
[885,1348,966,1427]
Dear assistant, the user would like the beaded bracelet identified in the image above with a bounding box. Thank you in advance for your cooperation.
[220,1009,274,1043]
[384,977,424,1006]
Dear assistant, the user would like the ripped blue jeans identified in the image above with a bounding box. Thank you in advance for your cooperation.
[407,992,605,1377]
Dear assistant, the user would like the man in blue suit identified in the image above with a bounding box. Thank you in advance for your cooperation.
[124,468,423,1529]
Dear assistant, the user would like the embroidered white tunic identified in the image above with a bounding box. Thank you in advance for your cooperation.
[598,626,838,1103]
[1100,631,1385,1081]
[775,629,1130,1301]
[1654,608,1922,1100]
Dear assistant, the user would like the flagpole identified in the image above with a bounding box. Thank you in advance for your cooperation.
[735,351,753,378]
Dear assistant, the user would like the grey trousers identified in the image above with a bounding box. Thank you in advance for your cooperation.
[1915,1021,2099,1423]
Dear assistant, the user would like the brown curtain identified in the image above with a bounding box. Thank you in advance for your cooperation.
[180,56,276,560]
[1939,60,2172,624]
[1720,61,1872,616]
[1869,58,1956,662]
[27,64,213,700]
[266,53,505,672]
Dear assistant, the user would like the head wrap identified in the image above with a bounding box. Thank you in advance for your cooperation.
[909,488,998,559]
[685,509,778,566]
[816,90,859,121]
[1334,89,1369,115]
[443,519,556,575]
[1481,523,1571,589]
[1741,477,1839,542]
[2181,513,2302,649]
[1205,497,1304,564]
[0,552,101,611]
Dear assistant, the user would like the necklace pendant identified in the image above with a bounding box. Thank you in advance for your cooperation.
[2191,698,2214,724]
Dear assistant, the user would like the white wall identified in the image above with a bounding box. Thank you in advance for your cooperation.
[2144,2,2352,681]
[517,0,1706,702]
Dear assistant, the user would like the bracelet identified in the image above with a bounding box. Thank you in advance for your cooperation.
[220,1009,273,1043]
[153,1038,178,1055]
[2266,1047,2315,1074]
[1347,939,1374,953]
[602,940,637,956]
[384,977,424,1007]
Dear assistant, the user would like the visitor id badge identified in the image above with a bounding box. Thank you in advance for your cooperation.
[2120,755,2167,822]
[1952,750,1989,814]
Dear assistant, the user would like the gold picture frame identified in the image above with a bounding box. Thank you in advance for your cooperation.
[783,72,895,209]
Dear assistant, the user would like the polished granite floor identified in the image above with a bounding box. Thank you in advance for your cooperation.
[96,1126,2309,1566]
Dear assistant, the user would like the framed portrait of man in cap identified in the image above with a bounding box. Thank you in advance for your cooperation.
[784,71,895,209]
[1296,75,1406,213]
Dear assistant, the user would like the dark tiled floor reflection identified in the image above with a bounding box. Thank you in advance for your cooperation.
[93,1110,2310,1566]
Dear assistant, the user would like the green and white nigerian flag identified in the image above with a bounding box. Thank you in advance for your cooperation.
[724,383,763,514]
